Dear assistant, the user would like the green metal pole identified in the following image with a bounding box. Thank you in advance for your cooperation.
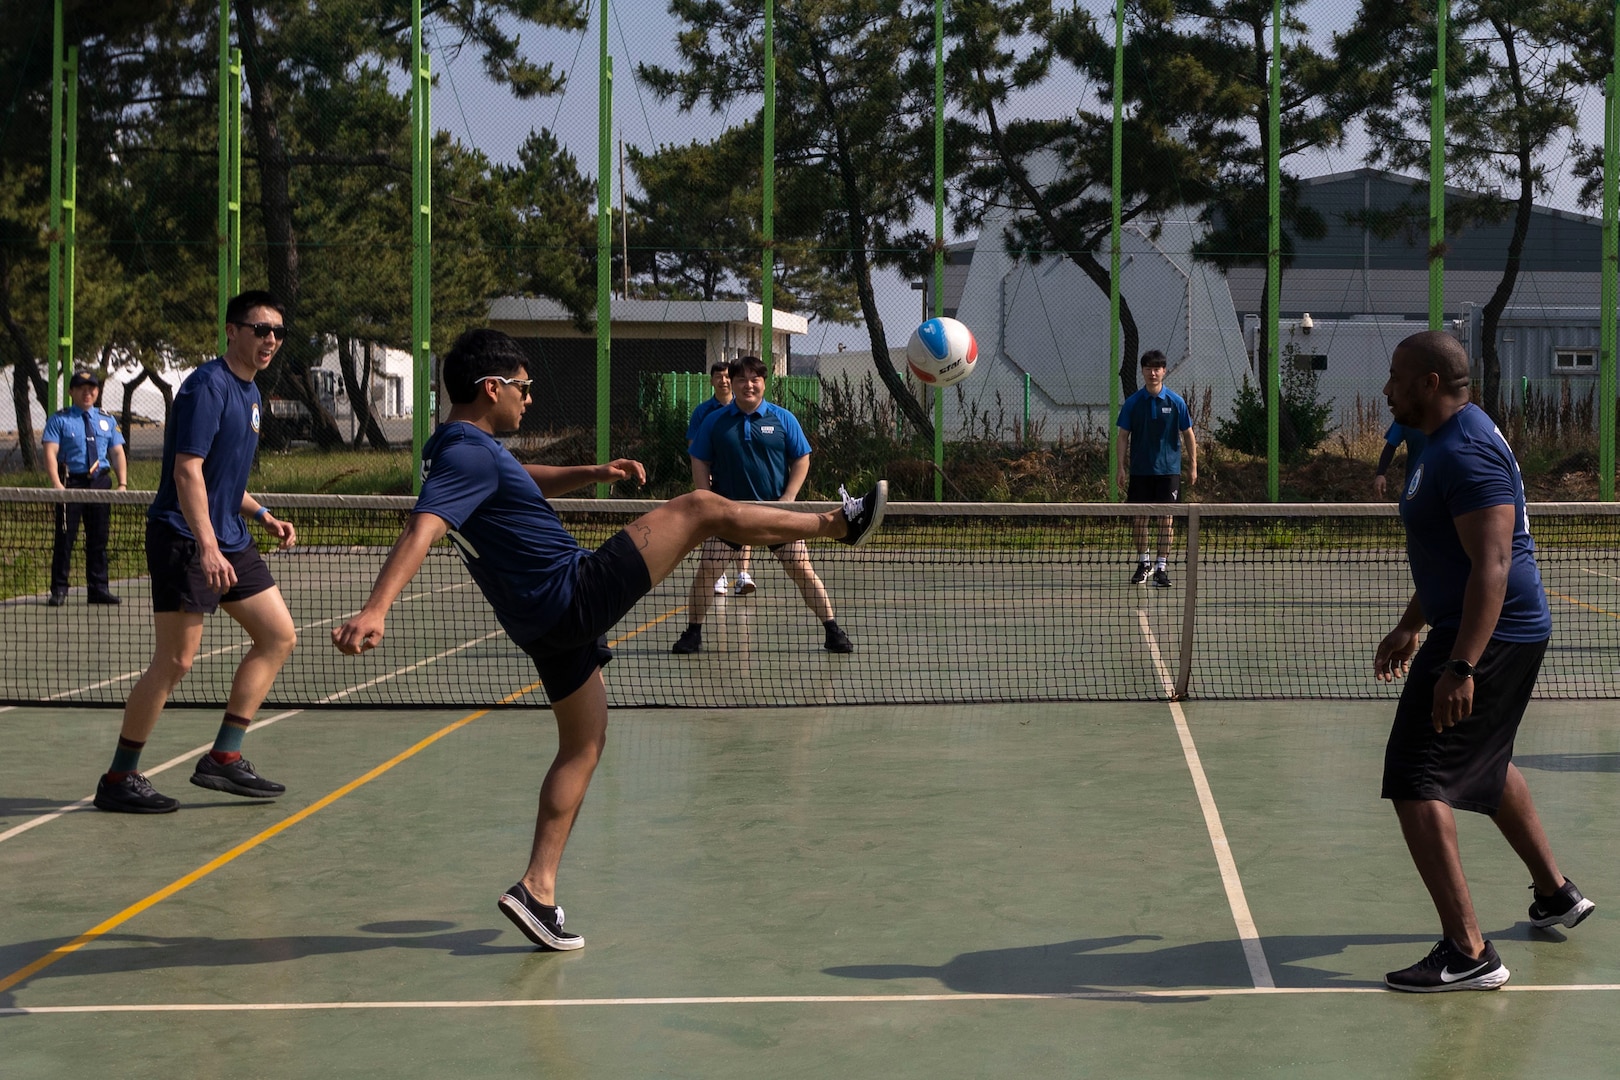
[47,0,63,414]
[217,0,231,351]
[1266,0,1281,502]
[933,0,945,501]
[230,48,242,298]
[411,5,433,492]
[1428,0,1447,330]
[763,0,775,374]
[1602,4,1619,501]
[62,45,77,394]
[595,9,613,497]
[1108,0,1124,502]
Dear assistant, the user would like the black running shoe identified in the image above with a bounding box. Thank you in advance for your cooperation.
[836,481,887,547]
[1129,563,1150,585]
[1152,568,1172,588]
[1385,939,1509,992]
[94,772,179,814]
[189,754,285,798]
[47,590,68,607]
[671,626,702,654]
[497,882,584,951]
[824,626,854,653]
[1529,878,1595,929]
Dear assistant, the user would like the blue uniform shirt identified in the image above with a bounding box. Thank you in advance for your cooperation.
[414,422,587,647]
[43,405,125,473]
[1383,420,1428,464]
[1116,388,1192,477]
[686,396,727,444]
[1399,403,1550,642]
[147,358,262,552]
[690,400,812,502]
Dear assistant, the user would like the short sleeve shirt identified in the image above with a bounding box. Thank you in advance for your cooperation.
[689,401,812,502]
[686,396,727,444]
[1384,420,1428,464]
[1398,403,1549,642]
[43,406,125,473]
[413,422,587,646]
[147,359,261,552]
[1116,388,1192,477]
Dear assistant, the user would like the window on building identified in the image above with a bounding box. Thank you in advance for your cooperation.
[1553,349,1597,374]
[1290,353,1328,372]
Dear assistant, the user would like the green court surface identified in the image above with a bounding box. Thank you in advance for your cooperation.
[2,696,1616,1078]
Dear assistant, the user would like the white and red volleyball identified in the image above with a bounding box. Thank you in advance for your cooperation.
[906,317,978,387]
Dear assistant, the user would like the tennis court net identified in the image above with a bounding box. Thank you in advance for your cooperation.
[2,488,1616,708]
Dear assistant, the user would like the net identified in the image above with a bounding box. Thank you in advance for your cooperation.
[2,488,1616,708]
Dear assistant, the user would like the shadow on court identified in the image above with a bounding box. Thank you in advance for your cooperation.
[825,932,1443,994]
[1515,752,1620,773]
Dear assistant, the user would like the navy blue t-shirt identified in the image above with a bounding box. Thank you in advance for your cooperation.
[147,358,261,552]
[690,401,812,501]
[1398,404,1550,642]
[413,422,587,646]
[1116,388,1192,476]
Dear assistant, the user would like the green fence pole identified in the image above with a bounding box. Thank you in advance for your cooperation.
[933,0,945,501]
[217,1,231,350]
[411,4,433,492]
[62,45,77,395]
[762,0,775,376]
[47,0,63,414]
[595,7,612,497]
[1266,0,1281,502]
[1602,11,1619,501]
[1428,0,1447,331]
[1108,0,1124,502]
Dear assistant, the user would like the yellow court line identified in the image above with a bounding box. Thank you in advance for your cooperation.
[1547,589,1620,622]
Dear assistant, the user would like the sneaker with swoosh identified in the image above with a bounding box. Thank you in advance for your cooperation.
[1385,939,1509,992]
[1528,877,1595,930]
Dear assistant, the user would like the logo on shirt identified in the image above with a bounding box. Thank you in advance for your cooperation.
[250,402,261,433]
[760,425,777,435]
[1405,463,1424,500]
[1160,406,1172,415]
[98,418,110,432]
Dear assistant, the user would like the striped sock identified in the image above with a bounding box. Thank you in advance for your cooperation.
[210,711,252,763]
[106,736,145,781]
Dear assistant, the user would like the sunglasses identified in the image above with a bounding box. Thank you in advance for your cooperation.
[232,321,288,340]
[485,375,533,395]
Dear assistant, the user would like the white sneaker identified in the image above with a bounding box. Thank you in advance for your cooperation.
[714,574,729,595]
[734,571,756,596]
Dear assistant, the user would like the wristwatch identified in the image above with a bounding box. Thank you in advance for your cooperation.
[1438,658,1475,680]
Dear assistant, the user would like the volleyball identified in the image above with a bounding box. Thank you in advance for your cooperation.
[906,317,978,387]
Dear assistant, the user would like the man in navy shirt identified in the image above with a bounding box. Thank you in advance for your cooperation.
[1372,420,1428,499]
[1115,350,1196,587]
[93,291,299,814]
[1374,331,1592,992]
[672,354,852,654]
[687,359,754,597]
[332,329,885,951]
[42,370,128,605]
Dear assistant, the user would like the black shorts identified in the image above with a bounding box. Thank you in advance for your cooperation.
[1126,474,1181,503]
[720,538,786,554]
[518,529,654,703]
[1381,628,1548,814]
[146,520,277,614]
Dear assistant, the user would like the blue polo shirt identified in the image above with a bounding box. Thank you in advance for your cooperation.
[43,405,125,473]
[1116,387,1192,477]
[413,421,586,646]
[686,396,727,444]
[690,400,812,502]
[147,358,261,552]
[1384,420,1428,464]
[1398,404,1549,642]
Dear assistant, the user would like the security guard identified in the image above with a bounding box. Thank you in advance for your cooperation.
[42,370,128,605]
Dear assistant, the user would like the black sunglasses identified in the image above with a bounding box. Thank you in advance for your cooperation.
[232,321,288,340]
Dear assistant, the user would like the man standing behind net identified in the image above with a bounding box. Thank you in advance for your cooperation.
[687,359,755,597]
[93,291,299,814]
[1115,350,1196,587]
[331,329,885,950]
[42,370,128,606]
[673,354,853,654]
[1372,419,1427,499]
[1375,330,1593,992]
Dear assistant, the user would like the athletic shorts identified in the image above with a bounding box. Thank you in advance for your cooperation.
[1126,474,1181,503]
[720,538,787,554]
[518,529,653,703]
[146,519,276,614]
[1381,627,1548,814]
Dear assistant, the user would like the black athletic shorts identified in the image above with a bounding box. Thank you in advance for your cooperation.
[1381,627,1548,814]
[146,519,277,614]
[1126,474,1181,503]
[518,528,653,703]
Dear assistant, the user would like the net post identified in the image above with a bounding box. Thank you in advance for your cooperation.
[1174,506,1198,700]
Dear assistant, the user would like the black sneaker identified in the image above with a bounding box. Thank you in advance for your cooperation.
[1529,878,1595,929]
[1152,568,1172,588]
[88,592,121,605]
[836,481,888,547]
[671,626,702,654]
[47,590,68,607]
[94,772,179,814]
[1385,939,1509,992]
[189,754,285,798]
[824,626,854,653]
[1129,563,1150,585]
[497,882,584,951]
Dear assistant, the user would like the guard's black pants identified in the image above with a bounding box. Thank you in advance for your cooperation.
[52,473,112,594]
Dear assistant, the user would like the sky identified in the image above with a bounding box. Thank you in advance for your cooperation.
[418,0,1610,356]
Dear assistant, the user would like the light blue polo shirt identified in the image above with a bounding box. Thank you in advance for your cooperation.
[43,406,125,473]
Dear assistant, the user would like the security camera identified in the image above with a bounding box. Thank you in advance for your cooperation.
[1300,313,1314,334]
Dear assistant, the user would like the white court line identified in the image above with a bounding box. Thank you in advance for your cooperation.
[7,983,1620,1015]
[1138,610,1275,990]
[1579,567,1620,583]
